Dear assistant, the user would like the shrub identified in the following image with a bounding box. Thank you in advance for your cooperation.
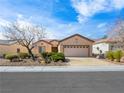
[50,53,65,62]
[5,54,19,62]
[106,51,114,61]
[41,52,57,58]
[41,52,52,63]
[41,52,65,62]
[3,53,6,58]
[48,52,56,57]
[0,53,6,58]
[113,50,123,62]
[33,54,39,58]
[18,53,29,59]
[41,52,48,58]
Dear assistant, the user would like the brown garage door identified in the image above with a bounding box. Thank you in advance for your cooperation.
[64,45,89,57]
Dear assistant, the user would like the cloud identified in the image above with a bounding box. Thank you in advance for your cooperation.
[0,15,81,39]
[0,32,5,39]
[113,0,124,9]
[0,15,108,40]
[0,0,112,40]
[0,18,10,26]
[97,23,107,28]
[0,18,10,39]
[71,0,124,23]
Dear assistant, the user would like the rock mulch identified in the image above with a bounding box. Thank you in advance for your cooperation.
[0,59,68,66]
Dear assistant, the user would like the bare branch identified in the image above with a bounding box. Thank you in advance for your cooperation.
[109,19,124,50]
[2,21,46,60]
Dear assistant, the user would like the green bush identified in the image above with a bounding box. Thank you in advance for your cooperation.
[113,50,123,62]
[41,52,57,58]
[5,54,19,62]
[106,51,114,61]
[18,53,29,59]
[41,52,53,63]
[48,52,56,56]
[41,52,48,58]
[50,53,65,62]
[3,53,6,58]
[41,52,65,62]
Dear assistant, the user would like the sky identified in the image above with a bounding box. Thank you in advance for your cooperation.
[0,0,124,39]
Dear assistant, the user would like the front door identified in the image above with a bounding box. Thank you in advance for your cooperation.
[52,47,58,52]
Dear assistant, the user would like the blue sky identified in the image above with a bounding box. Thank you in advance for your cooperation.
[0,0,124,39]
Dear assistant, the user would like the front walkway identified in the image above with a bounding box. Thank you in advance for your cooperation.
[67,57,117,66]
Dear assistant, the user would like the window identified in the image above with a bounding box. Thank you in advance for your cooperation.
[111,46,114,50]
[86,46,89,48]
[39,46,45,53]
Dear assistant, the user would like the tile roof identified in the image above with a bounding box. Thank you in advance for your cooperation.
[42,39,59,42]
[60,34,94,42]
[94,38,115,44]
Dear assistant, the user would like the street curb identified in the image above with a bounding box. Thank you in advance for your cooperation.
[1,66,124,72]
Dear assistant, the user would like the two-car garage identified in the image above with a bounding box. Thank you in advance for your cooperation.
[64,45,89,57]
[58,34,94,57]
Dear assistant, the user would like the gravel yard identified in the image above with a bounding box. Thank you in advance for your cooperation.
[0,58,68,66]
[0,57,122,66]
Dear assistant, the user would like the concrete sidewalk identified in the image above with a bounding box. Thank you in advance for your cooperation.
[1,66,124,72]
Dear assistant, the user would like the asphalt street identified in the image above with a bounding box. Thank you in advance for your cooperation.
[0,72,124,93]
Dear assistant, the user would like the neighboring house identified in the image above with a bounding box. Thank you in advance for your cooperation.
[0,34,94,57]
[0,40,27,54]
[92,38,115,55]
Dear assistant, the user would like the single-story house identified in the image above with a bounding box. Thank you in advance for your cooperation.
[92,38,115,55]
[0,34,94,57]
[33,34,94,57]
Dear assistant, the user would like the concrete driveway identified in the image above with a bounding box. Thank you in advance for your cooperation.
[67,57,118,66]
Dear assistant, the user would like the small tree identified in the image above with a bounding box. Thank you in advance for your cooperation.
[3,21,46,61]
[109,20,124,50]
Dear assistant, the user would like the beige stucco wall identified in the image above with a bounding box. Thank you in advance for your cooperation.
[58,35,94,56]
[50,40,59,47]
[0,35,94,56]
[0,43,27,54]
[32,41,52,54]
[0,41,52,55]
